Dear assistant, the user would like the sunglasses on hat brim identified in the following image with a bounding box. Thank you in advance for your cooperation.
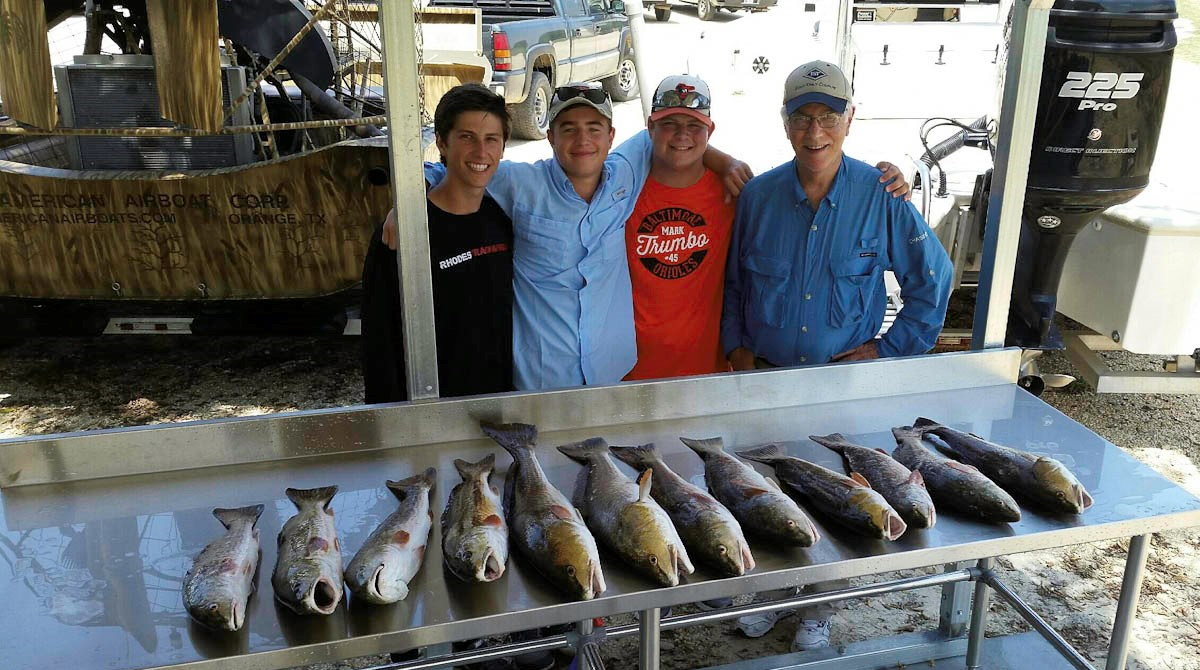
[652,88,711,112]
[553,84,611,106]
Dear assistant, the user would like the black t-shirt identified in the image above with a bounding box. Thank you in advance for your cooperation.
[427,196,514,397]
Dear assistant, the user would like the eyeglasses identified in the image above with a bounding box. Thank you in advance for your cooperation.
[653,85,711,111]
[787,111,844,131]
[553,83,610,106]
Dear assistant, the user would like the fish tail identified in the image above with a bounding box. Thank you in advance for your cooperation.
[386,467,437,499]
[556,437,610,463]
[213,504,264,529]
[609,443,661,469]
[913,417,942,431]
[808,433,851,453]
[734,443,787,464]
[679,436,725,459]
[891,425,925,441]
[480,421,538,458]
[454,453,496,480]
[285,486,338,511]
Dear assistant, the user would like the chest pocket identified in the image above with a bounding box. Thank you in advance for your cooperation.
[743,254,790,328]
[830,251,882,327]
[514,211,579,281]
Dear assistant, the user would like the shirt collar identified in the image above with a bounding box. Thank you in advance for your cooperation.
[548,157,613,202]
[790,155,848,208]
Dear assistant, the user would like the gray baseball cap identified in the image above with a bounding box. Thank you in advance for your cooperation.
[782,60,853,115]
[547,83,613,125]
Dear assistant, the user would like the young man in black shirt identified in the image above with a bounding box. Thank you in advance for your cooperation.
[361,84,514,402]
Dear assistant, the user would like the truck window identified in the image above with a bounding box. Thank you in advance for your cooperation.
[561,0,589,17]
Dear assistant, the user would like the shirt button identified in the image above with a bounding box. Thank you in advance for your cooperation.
[801,326,808,333]
[805,293,812,300]
[810,224,818,231]
[800,356,807,362]
[929,269,935,276]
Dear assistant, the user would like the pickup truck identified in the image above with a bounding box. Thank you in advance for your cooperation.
[428,0,640,139]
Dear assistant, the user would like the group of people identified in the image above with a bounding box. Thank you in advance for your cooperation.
[360,60,953,667]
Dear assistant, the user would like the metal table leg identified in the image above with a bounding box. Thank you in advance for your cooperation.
[1106,535,1151,670]
[966,557,994,669]
[940,561,974,638]
[639,607,660,669]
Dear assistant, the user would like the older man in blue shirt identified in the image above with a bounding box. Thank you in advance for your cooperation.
[721,61,952,371]
[719,60,953,652]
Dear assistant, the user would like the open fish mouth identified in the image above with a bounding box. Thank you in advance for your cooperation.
[480,551,504,582]
[884,512,908,541]
[1077,486,1095,511]
[308,577,341,613]
[229,602,242,631]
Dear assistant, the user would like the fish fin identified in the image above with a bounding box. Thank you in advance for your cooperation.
[849,472,872,488]
[945,460,980,474]
[875,448,890,455]
[744,487,771,497]
[636,469,653,502]
[808,433,850,453]
[906,469,926,488]
[386,468,437,499]
[609,443,660,469]
[680,436,724,459]
[285,486,338,511]
[735,443,787,464]
[765,477,782,492]
[481,513,504,527]
[550,505,573,520]
[306,536,330,552]
[212,504,264,529]
[392,530,410,545]
[480,421,538,456]
[556,437,610,462]
[454,453,496,480]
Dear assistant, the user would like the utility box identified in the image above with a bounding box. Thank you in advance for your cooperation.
[1057,194,1200,355]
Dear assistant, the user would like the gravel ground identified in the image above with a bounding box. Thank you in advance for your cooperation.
[1,327,1198,670]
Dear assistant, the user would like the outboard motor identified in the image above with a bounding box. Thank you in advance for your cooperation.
[1007,0,1177,349]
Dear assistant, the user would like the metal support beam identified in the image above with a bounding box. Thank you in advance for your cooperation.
[971,0,1054,350]
[379,0,441,400]
[965,557,992,669]
[939,562,974,637]
[639,607,661,669]
[1106,535,1151,670]
[984,573,1095,670]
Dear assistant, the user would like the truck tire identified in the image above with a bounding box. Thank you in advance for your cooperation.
[509,72,551,140]
[654,5,671,20]
[603,55,639,102]
[697,0,716,20]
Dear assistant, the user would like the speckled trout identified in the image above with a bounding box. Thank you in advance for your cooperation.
[558,438,694,586]
[272,486,343,615]
[891,426,1022,523]
[481,422,605,600]
[914,418,1093,515]
[183,504,263,631]
[810,433,937,529]
[346,468,436,604]
[737,444,908,541]
[442,454,508,583]
[680,437,820,547]
[611,443,755,577]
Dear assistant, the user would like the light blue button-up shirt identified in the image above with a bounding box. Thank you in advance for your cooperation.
[721,155,952,366]
[426,133,652,390]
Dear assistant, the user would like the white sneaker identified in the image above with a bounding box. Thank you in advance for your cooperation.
[791,618,832,651]
[735,609,794,638]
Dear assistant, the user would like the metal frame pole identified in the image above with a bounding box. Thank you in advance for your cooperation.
[985,575,1096,670]
[965,557,993,669]
[1105,534,1151,670]
[379,0,441,400]
[939,562,974,638]
[971,0,1054,350]
[639,607,661,669]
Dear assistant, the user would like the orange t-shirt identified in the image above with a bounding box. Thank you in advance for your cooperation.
[624,170,736,381]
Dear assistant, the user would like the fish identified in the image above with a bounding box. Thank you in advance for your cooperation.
[891,425,1022,523]
[272,486,344,615]
[182,504,264,631]
[557,439,694,586]
[441,455,508,583]
[736,444,908,541]
[345,468,437,604]
[913,417,1093,515]
[810,433,937,529]
[679,437,820,547]
[481,422,606,600]
[610,443,755,577]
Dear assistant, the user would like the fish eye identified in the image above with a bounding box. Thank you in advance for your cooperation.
[718,545,728,555]
[786,520,796,527]
[208,603,219,612]
[648,555,658,565]
[566,565,576,577]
